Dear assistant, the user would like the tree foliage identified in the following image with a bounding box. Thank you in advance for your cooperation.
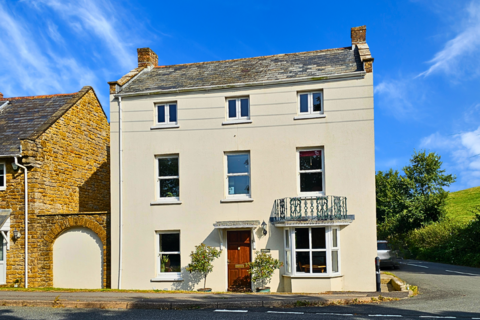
[186,243,222,289]
[376,151,456,235]
[247,251,283,289]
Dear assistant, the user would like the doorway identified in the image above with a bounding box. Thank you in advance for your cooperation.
[227,230,251,291]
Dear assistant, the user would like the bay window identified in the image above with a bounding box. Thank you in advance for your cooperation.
[284,227,340,276]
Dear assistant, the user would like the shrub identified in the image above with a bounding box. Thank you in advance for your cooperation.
[186,243,222,290]
[247,251,283,289]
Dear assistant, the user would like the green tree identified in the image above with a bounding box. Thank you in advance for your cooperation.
[376,151,456,234]
[186,243,222,290]
[247,251,283,289]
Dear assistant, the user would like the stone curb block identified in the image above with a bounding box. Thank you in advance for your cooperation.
[0,297,377,310]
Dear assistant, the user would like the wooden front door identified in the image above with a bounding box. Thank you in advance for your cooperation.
[227,230,251,291]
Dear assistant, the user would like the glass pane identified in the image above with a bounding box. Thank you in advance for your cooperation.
[313,92,322,112]
[332,250,339,273]
[299,94,308,113]
[160,254,181,273]
[240,98,249,117]
[312,228,326,249]
[286,250,291,273]
[169,104,177,122]
[157,105,165,123]
[300,172,323,192]
[158,157,178,177]
[285,229,290,249]
[160,233,180,252]
[332,229,338,248]
[160,178,179,197]
[295,228,309,249]
[0,164,4,174]
[0,236,3,261]
[312,252,327,273]
[299,150,322,170]
[296,251,310,273]
[377,243,389,250]
[228,100,237,118]
[227,154,249,174]
[228,176,250,195]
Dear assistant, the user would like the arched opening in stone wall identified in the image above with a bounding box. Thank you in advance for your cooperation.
[53,227,103,289]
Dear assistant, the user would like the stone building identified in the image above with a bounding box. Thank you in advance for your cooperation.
[0,86,110,288]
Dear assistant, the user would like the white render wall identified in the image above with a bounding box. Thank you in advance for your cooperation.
[110,72,376,292]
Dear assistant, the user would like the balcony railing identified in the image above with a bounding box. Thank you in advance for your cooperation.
[272,195,348,222]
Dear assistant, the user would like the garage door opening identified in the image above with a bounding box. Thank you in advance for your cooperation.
[53,227,103,289]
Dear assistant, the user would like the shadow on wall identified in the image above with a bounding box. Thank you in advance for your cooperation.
[171,268,203,291]
[78,151,110,213]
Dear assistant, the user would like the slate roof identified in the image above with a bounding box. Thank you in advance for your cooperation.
[118,46,363,94]
[0,87,92,156]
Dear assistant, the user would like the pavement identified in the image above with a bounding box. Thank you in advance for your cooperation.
[0,288,408,310]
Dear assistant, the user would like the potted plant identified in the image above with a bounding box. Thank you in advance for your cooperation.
[13,279,20,288]
[186,243,221,292]
[247,251,283,293]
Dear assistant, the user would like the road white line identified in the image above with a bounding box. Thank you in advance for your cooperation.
[267,311,304,314]
[399,262,429,268]
[445,270,479,276]
[369,315,402,317]
[419,316,456,319]
[214,309,248,313]
[317,313,354,316]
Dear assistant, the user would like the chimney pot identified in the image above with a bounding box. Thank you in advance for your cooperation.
[351,25,366,46]
[137,48,158,68]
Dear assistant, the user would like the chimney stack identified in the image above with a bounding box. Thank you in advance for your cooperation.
[0,92,3,99]
[137,48,158,68]
[351,25,366,46]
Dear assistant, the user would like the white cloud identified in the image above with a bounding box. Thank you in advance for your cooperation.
[418,2,480,78]
[374,78,425,120]
[420,127,480,189]
[36,0,136,71]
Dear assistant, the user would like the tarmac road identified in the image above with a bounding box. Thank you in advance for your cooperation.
[1,259,479,319]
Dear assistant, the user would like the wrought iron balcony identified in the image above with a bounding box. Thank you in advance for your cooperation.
[271,195,350,223]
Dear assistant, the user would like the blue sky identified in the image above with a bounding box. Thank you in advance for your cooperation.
[0,0,479,191]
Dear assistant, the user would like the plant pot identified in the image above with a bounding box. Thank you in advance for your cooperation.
[256,287,270,293]
[197,288,212,292]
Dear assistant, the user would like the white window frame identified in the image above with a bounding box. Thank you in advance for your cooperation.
[155,155,180,201]
[298,91,323,115]
[224,152,251,199]
[155,231,182,280]
[226,97,250,121]
[297,147,325,196]
[0,162,5,191]
[284,226,341,277]
[155,102,178,125]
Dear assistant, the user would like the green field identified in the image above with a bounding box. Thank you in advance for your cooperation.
[445,186,480,222]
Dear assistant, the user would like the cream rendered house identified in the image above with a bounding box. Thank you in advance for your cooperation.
[109,26,376,293]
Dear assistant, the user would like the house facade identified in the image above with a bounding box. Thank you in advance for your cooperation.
[0,86,110,288]
[109,26,376,292]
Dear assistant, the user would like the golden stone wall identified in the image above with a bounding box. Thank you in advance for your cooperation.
[0,89,110,287]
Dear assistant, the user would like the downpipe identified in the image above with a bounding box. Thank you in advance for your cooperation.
[118,96,123,289]
[14,157,28,288]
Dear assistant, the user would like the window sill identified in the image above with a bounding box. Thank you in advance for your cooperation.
[150,124,180,130]
[151,277,184,282]
[222,120,252,126]
[294,114,326,120]
[283,274,343,279]
[220,198,254,203]
[150,199,182,205]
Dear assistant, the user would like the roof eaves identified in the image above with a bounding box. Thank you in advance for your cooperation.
[114,70,366,98]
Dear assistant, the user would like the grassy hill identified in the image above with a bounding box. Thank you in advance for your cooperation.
[445,186,480,222]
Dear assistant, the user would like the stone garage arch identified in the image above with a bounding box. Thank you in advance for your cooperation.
[44,216,108,288]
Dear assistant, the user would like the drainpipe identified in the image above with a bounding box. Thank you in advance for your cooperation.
[118,96,123,289]
[14,157,28,288]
